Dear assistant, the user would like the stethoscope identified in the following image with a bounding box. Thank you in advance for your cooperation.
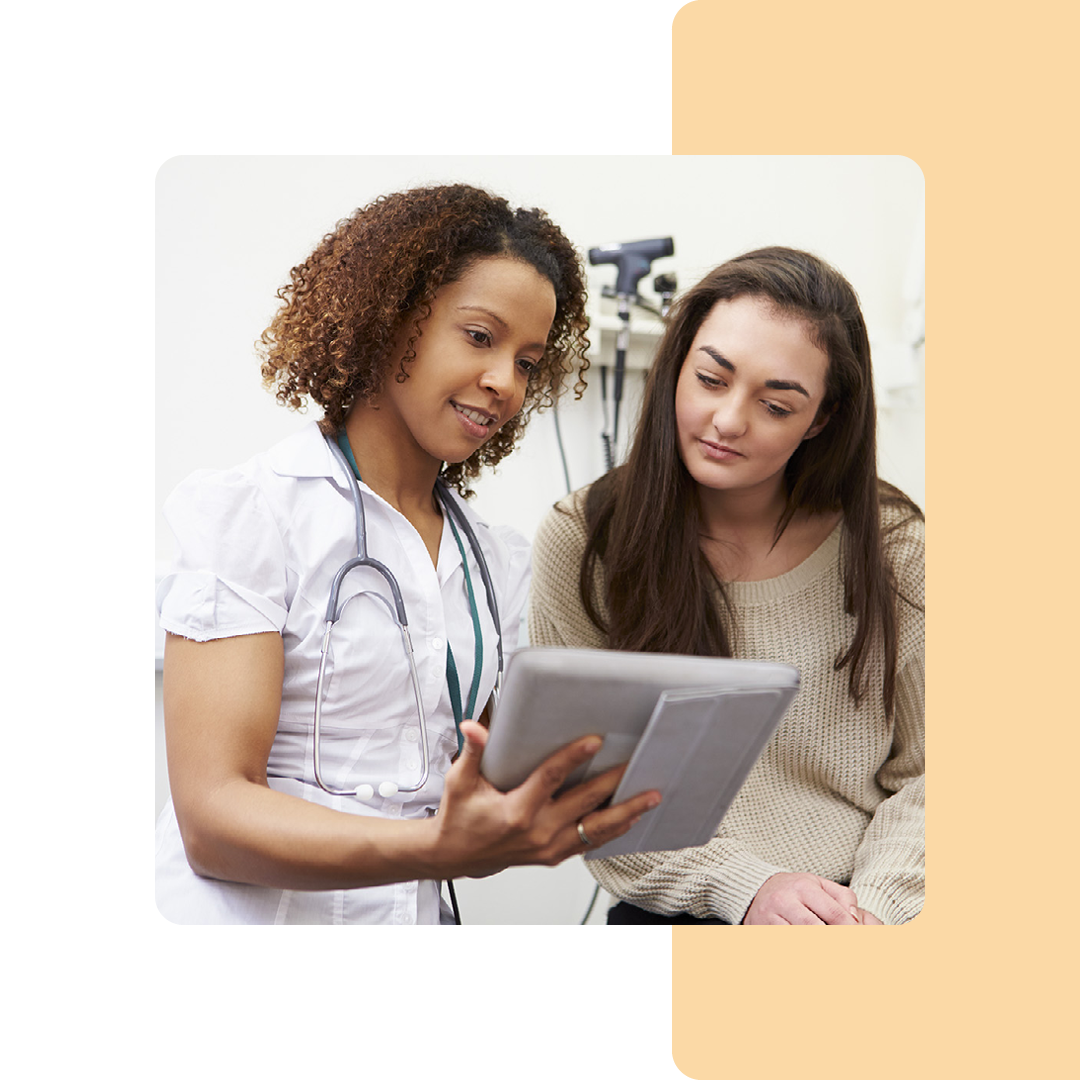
[313,432,503,802]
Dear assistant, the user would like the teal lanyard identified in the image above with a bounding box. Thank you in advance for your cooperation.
[444,512,484,752]
[335,432,482,752]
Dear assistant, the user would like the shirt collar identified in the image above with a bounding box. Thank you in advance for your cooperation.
[265,421,491,543]
[266,421,344,480]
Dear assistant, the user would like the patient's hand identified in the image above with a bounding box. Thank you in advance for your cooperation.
[742,872,860,925]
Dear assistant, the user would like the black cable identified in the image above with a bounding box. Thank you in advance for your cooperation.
[552,401,572,495]
[448,879,462,924]
[580,883,601,925]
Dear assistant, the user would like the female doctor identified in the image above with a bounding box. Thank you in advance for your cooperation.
[155,184,661,924]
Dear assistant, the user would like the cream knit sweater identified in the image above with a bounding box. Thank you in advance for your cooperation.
[528,489,925,925]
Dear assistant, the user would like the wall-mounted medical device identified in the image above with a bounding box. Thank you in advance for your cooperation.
[588,237,675,469]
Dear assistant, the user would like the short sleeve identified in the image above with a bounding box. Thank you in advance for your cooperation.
[157,469,289,641]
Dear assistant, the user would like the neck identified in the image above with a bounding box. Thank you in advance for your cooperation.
[696,478,788,540]
[343,407,442,518]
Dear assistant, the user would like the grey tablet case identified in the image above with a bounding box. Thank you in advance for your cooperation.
[480,648,799,858]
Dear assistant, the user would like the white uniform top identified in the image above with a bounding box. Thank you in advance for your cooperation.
[155,422,530,924]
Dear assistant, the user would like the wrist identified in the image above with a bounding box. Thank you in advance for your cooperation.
[406,812,452,882]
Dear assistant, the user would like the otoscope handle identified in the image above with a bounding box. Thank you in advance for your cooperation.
[589,237,674,296]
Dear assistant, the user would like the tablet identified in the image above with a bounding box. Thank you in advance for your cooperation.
[480,647,799,798]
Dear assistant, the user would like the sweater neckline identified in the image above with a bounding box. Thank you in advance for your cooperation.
[720,518,844,605]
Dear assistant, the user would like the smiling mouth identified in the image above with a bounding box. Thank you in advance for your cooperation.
[452,401,498,433]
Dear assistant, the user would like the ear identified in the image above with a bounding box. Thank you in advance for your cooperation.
[802,404,835,442]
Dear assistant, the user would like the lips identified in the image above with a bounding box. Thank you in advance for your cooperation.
[452,402,496,427]
[699,439,744,461]
[451,401,499,440]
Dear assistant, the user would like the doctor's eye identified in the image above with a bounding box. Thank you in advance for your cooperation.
[764,402,794,418]
[695,372,724,389]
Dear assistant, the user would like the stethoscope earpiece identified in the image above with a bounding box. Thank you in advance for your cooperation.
[353,781,399,802]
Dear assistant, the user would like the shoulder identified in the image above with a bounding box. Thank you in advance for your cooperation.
[533,485,592,568]
[167,423,332,500]
[164,423,340,527]
[879,497,925,606]
[528,485,608,648]
[879,497,924,557]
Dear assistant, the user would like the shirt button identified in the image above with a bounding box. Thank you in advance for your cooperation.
[431,637,445,651]
[404,728,419,743]
[405,756,419,770]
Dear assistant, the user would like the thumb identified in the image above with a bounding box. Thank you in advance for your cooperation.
[454,720,488,780]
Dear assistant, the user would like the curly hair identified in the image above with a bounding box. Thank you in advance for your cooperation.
[258,184,590,493]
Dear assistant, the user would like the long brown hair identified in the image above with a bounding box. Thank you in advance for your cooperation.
[258,184,590,494]
[580,246,922,715]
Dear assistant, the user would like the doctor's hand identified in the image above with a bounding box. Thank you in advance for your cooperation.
[742,873,861,925]
[431,720,661,879]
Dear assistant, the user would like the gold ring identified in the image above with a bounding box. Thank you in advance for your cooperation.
[577,821,594,847]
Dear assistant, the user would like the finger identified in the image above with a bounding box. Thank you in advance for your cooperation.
[570,789,662,850]
[813,878,860,924]
[785,903,828,926]
[450,720,488,783]
[552,761,630,819]
[816,876,859,911]
[513,734,604,808]
[460,719,488,750]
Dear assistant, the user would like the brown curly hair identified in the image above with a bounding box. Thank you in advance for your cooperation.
[258,184,590,493]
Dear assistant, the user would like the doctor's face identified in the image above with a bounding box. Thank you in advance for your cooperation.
[379,255,556,467]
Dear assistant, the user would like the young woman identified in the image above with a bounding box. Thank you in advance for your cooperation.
[529,246,924,926]
[155,184,660,924]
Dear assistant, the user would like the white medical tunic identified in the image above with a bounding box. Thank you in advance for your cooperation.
[155,423,530,924]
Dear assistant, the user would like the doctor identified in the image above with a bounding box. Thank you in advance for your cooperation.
[156,184,661,924]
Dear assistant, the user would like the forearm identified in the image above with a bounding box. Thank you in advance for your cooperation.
[178,779,445,891]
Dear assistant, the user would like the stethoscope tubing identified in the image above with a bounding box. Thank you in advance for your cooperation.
[312,435,502,799]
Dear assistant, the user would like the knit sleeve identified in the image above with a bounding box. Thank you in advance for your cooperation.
[848,514,926,924]
[586,837,788,924]
[847,650,925,924]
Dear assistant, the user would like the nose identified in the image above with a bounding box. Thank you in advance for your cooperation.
[711,394,749,440]
[479,352,519,400]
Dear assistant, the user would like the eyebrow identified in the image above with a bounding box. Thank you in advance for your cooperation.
[698,345,810,398]
[458,305,549,352]
[458,305,508,329]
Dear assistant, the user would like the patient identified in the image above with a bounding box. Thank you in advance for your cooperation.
[529,247,924,924]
